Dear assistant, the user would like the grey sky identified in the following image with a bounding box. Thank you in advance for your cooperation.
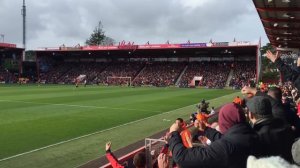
[0,0,269,50]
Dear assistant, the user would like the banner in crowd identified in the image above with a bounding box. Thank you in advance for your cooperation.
[60,46,82,50]
[180,43,207,48]
[82,46,118,50]
[211,42,229,47]
[229,41,251,46]
[118,45,139,50]
[40,41,258,51]
[138,44,181,49]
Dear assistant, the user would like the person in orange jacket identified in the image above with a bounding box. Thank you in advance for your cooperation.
[175,118,193,148]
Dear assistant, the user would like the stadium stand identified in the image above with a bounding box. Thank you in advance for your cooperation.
[0,66,17,83]
[229,61,256,89]
[58,62,108,84]
[39,62,74,84]
[98,62,145,86]
[36,60,256,88]
[133,62,185,87]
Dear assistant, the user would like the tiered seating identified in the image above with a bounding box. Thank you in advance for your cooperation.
[39,63,74,84]
[96,62,145,85]
[179,62,230,88]
[0,66,17,83]
[229,61,256,89]
[133,62,186,87]
[57,63,108,84]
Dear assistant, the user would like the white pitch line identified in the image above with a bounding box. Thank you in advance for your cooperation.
[0,93,235,163]
[0,99,161,113]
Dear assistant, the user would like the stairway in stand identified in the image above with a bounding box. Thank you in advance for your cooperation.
[225,69,234,87]
[175,65,188,86]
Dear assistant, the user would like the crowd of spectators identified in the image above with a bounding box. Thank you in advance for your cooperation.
[105,50,300,168]
[39,62,74,84]
[133,62,186,87]
[0,66,17,83]
[179,62,231,88]
[201,62,231,88]
[230,61,256,89]
[34,60,256,88]
[96,62,145,86]
[57,62,108,84]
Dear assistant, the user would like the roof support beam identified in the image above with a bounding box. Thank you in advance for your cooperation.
[262,18,300,23]
[257,7,300,12]
[264,26,300,31]
[266,33,300,38]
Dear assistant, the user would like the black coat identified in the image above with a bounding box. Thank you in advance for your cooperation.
[168,123,259,168]
[255,91,300,137]
[255,91,288,123]
[252,117,294,162]
[274,58,300,91]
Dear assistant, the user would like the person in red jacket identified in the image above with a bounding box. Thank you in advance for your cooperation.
[105,141,146,168]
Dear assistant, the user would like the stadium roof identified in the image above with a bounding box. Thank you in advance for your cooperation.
[0,43,24,52]
[253,0,300,49]
[34,42,258,58]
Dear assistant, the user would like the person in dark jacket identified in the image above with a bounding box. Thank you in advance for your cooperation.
[168,103,259,168]
[242,86,288,123]
[266,50,300,91]
[247,96,294,162]
[242,86,300,137]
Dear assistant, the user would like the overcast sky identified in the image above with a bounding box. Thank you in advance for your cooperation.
[0,0,269,50]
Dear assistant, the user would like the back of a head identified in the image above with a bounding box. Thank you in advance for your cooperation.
[246,96,272,119]
[133,152,146,168]
[247,155,299,168]
[292,139,300,166]
[176,118,184,123]
[268,87,282,101]
[218,103,246,134]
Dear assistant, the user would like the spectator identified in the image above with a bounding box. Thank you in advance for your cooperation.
[210,106,216,115]
[247,96,294,162]
[297,99,300,118]
[292,138,300,166]
[175,118,193,148]
[157,153,169,168]
[247,155,299,168]
[266,50,300,91]
[105,141,146,168]
[242,86,288,124]
[168,103,259,168]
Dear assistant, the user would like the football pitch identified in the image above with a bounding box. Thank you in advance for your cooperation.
[0,85,239,168]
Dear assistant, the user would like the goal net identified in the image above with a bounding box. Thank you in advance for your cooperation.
[106,76,132,86]
[145,138,173,168]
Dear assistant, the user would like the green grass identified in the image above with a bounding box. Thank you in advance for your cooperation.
[0,85,239,168]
